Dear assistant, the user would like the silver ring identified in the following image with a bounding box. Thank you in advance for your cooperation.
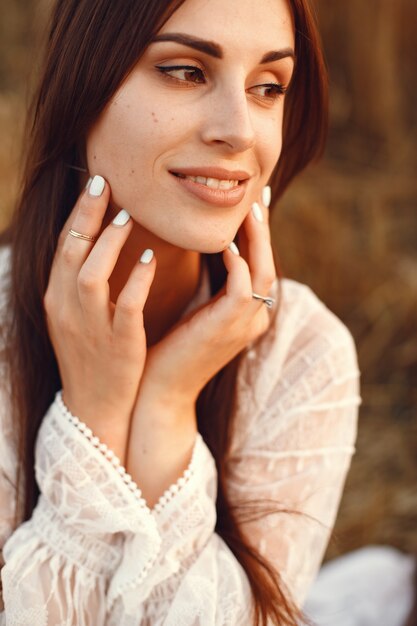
[251,292,276,308]
[68,229,96,242]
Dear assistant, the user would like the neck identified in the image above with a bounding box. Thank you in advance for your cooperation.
[102,204,202,346]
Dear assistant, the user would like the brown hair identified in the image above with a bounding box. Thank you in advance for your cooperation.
[0,1,328,624]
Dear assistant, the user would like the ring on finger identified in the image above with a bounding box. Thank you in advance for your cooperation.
[68,228,97,242]
[251,292,275,308]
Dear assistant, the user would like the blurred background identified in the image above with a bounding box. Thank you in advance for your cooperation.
[0,1,416,559]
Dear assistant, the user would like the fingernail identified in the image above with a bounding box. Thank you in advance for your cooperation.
[140,248,154,264]
[228,241,240,256]
[112,209,130,226]
[89,175,105,197]
[262,185,271,208]
[252,201,264,222]
[85,176,92,190]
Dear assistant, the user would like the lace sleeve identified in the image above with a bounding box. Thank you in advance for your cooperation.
[105,425,256,625]
[226,292,361,608]
[0,393,163,626]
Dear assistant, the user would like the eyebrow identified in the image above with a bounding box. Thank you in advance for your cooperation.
[151,33,295,64]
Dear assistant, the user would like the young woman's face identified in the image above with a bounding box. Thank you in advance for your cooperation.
[86,0,295,253]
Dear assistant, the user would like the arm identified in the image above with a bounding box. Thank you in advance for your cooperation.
[1,318,358,625]
[225,309,361,608]
[107,421,255,625]
[105,316,359,624]
[0,392,161,626]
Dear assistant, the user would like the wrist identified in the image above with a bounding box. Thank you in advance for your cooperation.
[60,389,130,464]
[126,395,197,508]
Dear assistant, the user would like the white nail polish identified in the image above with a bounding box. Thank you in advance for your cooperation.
[252,202,264,222]
[228,242,240,256]
[262,185,271,208]
[140,248,154,264]
[85,176,92,190]
[89,175,105,197]
[112,209,130,226]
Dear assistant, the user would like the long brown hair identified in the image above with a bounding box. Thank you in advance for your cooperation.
[0,1,328,624]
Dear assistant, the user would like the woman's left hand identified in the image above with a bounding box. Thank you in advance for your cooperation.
[126,192,276,507]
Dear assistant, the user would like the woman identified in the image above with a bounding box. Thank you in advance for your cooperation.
[0,0,360,624]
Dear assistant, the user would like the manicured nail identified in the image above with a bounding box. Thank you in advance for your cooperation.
[89,175,105,197]
[252,201,264,222]
[139,248,154,264]
[228,242,240,256]
[85,176,92,190]
[112,209,130,226]
[262,185,271,208]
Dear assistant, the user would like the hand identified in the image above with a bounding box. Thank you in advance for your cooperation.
[126,192,276,506]
[44,176,156,461]
[138,193,276,407]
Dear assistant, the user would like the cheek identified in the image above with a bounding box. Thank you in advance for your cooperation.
[86,102,163,179]
[256,117,283,180]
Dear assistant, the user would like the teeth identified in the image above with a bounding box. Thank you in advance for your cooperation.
[206,177,219,189]
[219,179,235,189]
[181,175,239,189]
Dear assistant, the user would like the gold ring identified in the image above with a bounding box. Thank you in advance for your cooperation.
[68,229,96,242]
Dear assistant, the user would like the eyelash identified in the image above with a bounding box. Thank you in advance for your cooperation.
[155,64,287,101]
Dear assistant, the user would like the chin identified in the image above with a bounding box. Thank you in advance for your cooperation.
[158,221,237,255]
[186,235,235,255]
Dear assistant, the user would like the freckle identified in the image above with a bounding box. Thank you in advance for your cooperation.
[131,169,135,174]
[93,154,97,160]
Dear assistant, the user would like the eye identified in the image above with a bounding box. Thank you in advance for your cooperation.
[249,83,287,101]
[155,65,206,84]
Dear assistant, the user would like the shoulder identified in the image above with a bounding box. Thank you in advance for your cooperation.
[245,277,358,373]
[0,244,12,316]
[0,244,17,484]
[0,244,12,353]
[274,277,357,359]
[0,243,12,277]
[235,278,360,427]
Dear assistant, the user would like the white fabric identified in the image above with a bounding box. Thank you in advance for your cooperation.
[303,545,415,626]
[0,243,361,625]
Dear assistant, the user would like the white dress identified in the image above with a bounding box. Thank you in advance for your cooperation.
[0,244,361,625]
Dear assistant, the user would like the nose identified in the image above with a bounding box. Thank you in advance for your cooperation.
[200,85,256,152]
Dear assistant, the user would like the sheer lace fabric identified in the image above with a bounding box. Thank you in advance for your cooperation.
[0,245,361,624]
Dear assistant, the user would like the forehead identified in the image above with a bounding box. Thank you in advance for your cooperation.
[158,0,295,56]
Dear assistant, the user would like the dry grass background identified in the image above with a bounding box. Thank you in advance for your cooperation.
[0,2,416,559]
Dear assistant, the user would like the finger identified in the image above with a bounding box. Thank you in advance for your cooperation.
[112,249,157,339]
[77,209,134,325]
[220,243,253,311]
[59,175,110,274]
[241,200,276,299]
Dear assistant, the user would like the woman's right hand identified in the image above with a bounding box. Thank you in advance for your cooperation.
[43,175,156,462]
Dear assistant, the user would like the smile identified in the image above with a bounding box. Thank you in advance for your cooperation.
[172,173,240,190]
[169,171,249,208]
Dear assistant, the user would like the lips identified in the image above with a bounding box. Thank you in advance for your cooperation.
[169,166,250,182]
[168,166,251,207]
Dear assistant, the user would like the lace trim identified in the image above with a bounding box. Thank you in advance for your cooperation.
[56,390,149,509]
[152,434,201,515]
[55,390,200,516]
